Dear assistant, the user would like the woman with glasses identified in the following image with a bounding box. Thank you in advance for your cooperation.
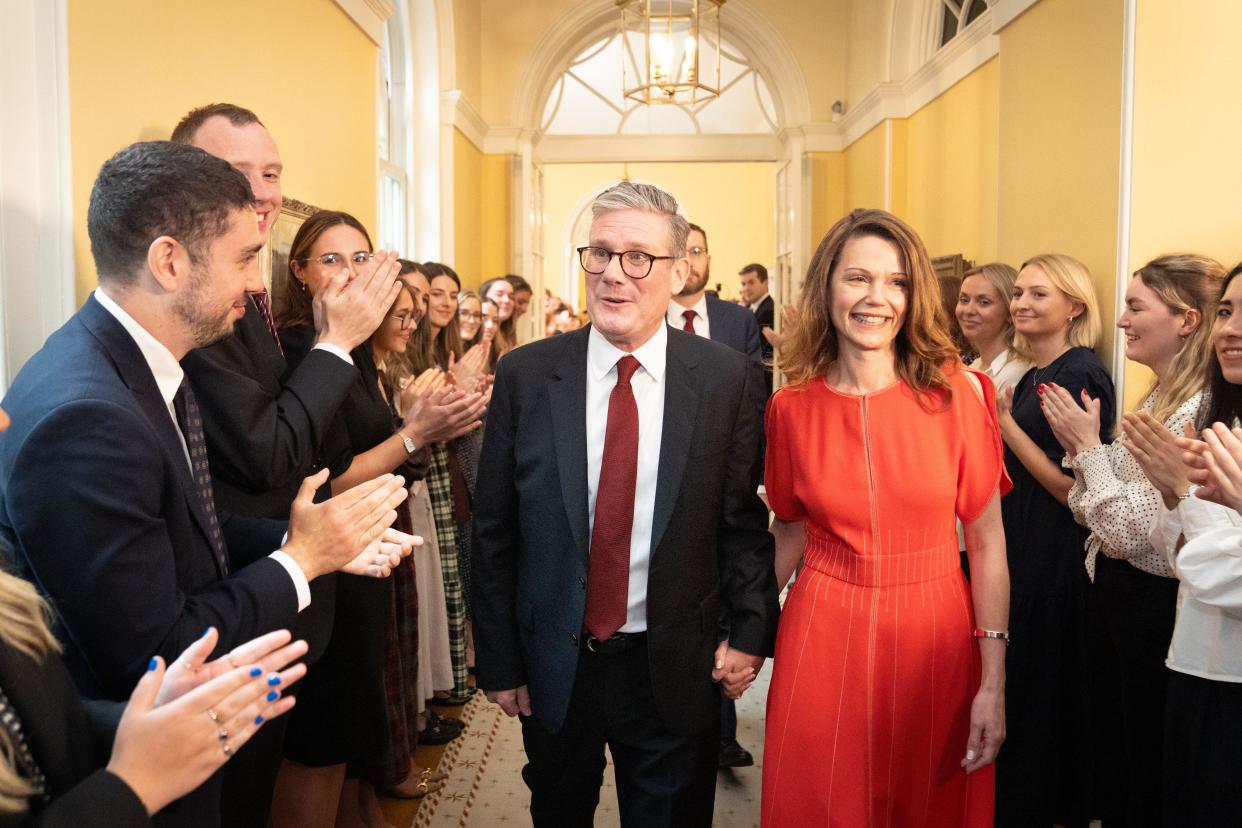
[458,291,484,346]
[273,213,473,825]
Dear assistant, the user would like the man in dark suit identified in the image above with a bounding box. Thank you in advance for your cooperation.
[473,182,779,826]
[739,262,775,394]
[0,141,408,826]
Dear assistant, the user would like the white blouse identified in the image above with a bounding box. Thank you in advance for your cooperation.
[967,348,1032,394]
[1066,389,1203,580]
[1151,491,1242,682]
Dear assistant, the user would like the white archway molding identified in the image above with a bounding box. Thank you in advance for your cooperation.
[510,0,813,138]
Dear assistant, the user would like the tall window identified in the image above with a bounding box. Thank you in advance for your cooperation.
[541,33,778,135]
[938,0,990,49]
[378,12,411,251]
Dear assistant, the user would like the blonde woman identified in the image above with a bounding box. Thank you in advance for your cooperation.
[995,253,1115,828]
[956,263,1032,392]
[1039,254,1223,825]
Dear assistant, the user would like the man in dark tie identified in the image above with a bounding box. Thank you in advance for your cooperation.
[739,262,775,395]
[0,141,409,826]
[473,182,779,826]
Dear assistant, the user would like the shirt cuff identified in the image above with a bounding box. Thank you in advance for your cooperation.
[313,342,354,365]
[268,550,312,611]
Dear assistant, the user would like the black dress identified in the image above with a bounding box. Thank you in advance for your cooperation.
[278,328,398,767]
[995,346,1115,828]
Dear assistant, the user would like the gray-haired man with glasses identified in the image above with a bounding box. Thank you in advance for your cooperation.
[474,181,779,827]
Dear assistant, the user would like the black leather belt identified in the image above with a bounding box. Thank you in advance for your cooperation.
[583,631,647,655]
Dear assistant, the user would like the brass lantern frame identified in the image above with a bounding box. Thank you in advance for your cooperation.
[617,0,725,106]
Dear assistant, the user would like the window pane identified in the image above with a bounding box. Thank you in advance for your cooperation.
[966,0,987,25]
[940,4,959,48]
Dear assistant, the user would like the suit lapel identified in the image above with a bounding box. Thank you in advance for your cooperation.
[79,297,225,576]
[650,329,700,556]
[549,328,592,563]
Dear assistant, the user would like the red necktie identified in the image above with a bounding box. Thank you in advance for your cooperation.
[584,355,641,641]
[249,291,284,357]
[682,309,697,335]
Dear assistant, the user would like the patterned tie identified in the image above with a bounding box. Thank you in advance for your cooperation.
[682,309,698,335]
[173,380,229,576]
[584,355,641,641]
[249,291,284,357]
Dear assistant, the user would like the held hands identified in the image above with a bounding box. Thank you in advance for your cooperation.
[962,685,1005,773]
[312,250,403,352]
[106,630,307,816]
[1038,382,1102,456]
[1121,413,1194,508]
[282,469,408,581]
[712,641,764,701]
[486,685,532,718]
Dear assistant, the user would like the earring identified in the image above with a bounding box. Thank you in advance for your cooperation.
[1067,315,1075,323]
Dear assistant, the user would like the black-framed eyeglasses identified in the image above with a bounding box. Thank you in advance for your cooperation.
[388,312,413,330]
[458,310,484,322]
[577,246,676,280]
[296,251,373,270]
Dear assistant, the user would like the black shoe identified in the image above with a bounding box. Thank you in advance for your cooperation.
[429,688,477,706]
[419,716,464,745]
[427,711,464,733]
[718,738,754,768]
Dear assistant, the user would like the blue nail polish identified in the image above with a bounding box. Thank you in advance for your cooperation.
[147,657,158,672]
[249,667,262,677]
[267,675,281,687]
[267,690,279,702]
[200,627,212,638]
[254,715,265,725]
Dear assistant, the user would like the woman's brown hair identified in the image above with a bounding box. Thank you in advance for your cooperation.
[778,208,959,404]
[274,210,373,329]
[415,262,463,368]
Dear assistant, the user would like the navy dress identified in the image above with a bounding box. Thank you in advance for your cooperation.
[996,346,1115,828]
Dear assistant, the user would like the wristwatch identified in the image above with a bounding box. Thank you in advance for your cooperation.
[400,432,418,455]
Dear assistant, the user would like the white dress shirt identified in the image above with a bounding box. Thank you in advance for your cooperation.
[1151,491,1242,682]
[586,323,666,632]
[667,296,710,340]
[967,348,1032,394]
[93,289,312,611]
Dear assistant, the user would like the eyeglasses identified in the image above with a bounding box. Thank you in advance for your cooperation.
[688,246,708,256]
[458,310,484,322]
[388,312,413,330]
[577,246,676,280]
[297,251,374,269]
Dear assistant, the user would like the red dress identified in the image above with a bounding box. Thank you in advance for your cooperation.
[762,369,1008,827]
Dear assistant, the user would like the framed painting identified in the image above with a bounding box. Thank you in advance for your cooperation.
[261,196,320,316]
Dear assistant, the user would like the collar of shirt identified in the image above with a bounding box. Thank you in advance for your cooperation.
[749,292,769,312]
[94,288,185,409]
[666,295,708,330]
[588,322,668,385]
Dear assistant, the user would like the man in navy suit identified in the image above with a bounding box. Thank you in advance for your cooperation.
[0,141,408,826]
[666,223,766,769]
[738,262,775,394]
[473,183,778,826]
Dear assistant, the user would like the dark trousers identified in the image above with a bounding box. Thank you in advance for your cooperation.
[1164,670,1242,827]
[520,637,716,827]
[719,694,737,741]
[1092,556,1177,827]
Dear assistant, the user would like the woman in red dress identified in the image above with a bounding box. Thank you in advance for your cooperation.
[761,209,1010,827]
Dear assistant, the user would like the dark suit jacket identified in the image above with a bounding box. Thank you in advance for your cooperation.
[0,638,149,827]
[472,325,779,736]
[0,296,299,701]
[751,294,775,395]
[704,295,762,366]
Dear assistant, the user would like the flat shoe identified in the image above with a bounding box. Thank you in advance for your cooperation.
[426,711,464,731]
[418,719,463,745]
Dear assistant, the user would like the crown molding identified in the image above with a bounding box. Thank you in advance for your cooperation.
[442,90,490,152]
[780,123,845,153]
[332,0,394,46]
[991,0,1042,34]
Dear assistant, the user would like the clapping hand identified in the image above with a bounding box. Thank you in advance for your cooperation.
[450,342,490,390]
[1039,382,1102,456]
[1121,412,1194,508]
[282,470,409,581]
[155,627,309,707]
[1177,422,1242,512]
[712,640,764,700]
[339,526,420,578]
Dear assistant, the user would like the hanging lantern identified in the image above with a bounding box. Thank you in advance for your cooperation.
[617,0,725,106]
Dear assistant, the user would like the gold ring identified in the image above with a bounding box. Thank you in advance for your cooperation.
[217,727,229,741]
[206,708,221,724]
[222,743,233,758]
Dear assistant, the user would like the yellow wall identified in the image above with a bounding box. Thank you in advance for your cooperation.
[452,128,511,289]
[809,152,847,245]
[542,162,777,308]
[843,122,888,211]
[845,0,890,107]
[996,0,1124,367]
[903,58,999,262]
[67,0,378,302]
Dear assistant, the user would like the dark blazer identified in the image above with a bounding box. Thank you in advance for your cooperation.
[0,296,299,701]
[704,294,762,366]
[472,325,779,736]
[751,294,775,394]
[0,637,149,827]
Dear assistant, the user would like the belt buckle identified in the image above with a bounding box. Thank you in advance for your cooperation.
[586,635,599,653]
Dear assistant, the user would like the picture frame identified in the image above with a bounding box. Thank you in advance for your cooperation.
[261,196,320,316]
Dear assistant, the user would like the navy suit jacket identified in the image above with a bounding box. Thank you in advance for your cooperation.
[0,296,299,702]
[471,325,779,736]
[704,294,762,366]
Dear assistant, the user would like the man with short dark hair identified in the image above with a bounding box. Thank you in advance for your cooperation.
[474,182,779,826]
[0,141,409,827]
[738,262,774,393]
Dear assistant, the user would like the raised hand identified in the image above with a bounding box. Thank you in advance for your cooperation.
[1121,412,1194,508]
[281,470,408,581]
[106,644,304,815]
[155,627,308,707]
[1039,382,1102,455]
[312,250,403,352]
